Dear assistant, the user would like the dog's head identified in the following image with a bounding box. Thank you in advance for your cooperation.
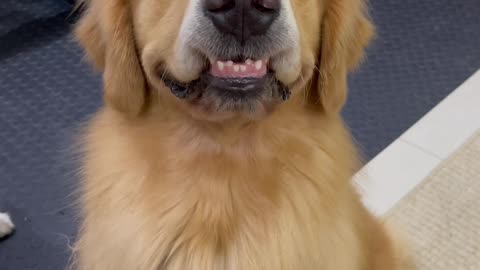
[76,0,373,121]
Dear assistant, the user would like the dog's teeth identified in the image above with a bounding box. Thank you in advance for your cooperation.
[245,59,253,65]
[255,60,263,71]
[217,61,225,71]
[240,65,247,72]
[233,65,240,72]
[226,61,234,67]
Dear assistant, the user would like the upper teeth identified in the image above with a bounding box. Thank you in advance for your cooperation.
[254,60,263,71]
[214,59,266,72]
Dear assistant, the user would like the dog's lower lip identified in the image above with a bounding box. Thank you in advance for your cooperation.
[163,72,290,100]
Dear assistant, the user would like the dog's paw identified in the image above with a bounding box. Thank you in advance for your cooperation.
[0,212,15,238]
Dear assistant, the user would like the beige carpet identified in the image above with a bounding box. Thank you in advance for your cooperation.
[388,132,480,270]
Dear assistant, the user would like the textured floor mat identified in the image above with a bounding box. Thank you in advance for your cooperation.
[388,131,480,269]
[0,0,479,269]
[0,1,100,269]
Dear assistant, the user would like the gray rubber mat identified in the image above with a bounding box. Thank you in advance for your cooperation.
[0,0,479,269]
[345,0,480,160]
[0,1,101,269]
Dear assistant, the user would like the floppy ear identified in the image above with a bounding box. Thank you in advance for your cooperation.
[75,0,147,116]
[316,0,374,114]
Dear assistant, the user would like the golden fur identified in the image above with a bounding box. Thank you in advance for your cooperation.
[72,0,412,269]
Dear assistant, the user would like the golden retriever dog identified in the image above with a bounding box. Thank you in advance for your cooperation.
[72,0,411,269]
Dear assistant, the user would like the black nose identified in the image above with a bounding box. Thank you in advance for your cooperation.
[204,0,281,44]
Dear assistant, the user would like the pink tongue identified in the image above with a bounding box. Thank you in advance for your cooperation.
[210,60,268,78]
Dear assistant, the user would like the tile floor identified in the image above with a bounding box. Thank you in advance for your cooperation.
[355,69,480,216]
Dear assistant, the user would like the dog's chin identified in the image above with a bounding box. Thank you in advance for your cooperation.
[162,71,291,122]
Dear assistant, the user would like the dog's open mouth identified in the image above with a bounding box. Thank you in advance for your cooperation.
[210,58,268,78]
[161,57,291,115]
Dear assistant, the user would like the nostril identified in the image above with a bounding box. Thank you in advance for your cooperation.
[204,0,235,12]
[252,0,280,12]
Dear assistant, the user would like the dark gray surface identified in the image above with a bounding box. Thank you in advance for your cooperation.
[0,0,479,269]
[0,1,100,269]
[345,0,480,160]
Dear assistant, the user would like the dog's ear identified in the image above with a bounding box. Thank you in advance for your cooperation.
[315,0,374,114]
[75,0,147,116]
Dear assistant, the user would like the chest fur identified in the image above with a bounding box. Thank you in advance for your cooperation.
[77,112,361,270]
